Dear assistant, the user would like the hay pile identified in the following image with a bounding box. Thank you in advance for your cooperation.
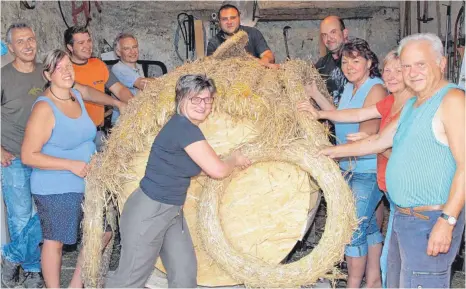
[82,31,357,288]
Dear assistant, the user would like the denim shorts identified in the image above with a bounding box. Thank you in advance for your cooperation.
[343,171,384,257]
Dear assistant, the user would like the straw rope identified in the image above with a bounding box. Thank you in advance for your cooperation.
[81,30,357,288]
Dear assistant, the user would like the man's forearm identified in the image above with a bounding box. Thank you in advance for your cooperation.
[443,168,465,219]
[75,83,120,107]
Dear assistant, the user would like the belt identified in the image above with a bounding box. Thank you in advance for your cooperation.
[396,205,444,220]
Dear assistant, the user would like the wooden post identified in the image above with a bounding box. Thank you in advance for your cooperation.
[194,20,205,59]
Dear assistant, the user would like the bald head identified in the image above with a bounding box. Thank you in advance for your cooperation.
[320,16,345,30]
[320,16,348,54]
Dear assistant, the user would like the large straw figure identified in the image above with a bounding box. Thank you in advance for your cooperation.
[81,31,357,288]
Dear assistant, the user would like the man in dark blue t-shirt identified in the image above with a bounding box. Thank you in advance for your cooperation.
[207,4,278,68]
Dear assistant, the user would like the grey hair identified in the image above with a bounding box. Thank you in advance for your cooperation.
[175,74,216,114]
[42,49,71,89]
[6,23,34,44]
[113,32,137,52]
[381,49,399,69]
[397,33,444,64]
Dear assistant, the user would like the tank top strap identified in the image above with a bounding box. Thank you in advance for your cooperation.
[427,83,459,109]
[32,96,59,115]
[71,88,86,111]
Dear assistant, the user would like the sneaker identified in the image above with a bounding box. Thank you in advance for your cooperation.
[21,272,44,288]
[1,258,19,288]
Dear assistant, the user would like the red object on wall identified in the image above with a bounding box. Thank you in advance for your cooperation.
[71,1,102,26]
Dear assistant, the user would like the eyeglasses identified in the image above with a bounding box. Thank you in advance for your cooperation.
[190,96,214,105]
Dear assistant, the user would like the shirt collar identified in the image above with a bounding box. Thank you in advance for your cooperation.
[119,60,140,73]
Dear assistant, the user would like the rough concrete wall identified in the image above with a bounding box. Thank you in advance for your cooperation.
[1,1,399,71]
[257,6,400,63]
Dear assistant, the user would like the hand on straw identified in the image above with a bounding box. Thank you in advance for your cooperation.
[232,150,252,170]
[116,101,127,113]
[304,81,321,100]
[316,146,337,159]
[258,59,280,70]
[297,100,320,119]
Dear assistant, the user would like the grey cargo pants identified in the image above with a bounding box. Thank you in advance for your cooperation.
[105,187,197,288]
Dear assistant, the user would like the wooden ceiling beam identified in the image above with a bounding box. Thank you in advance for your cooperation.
[256,6,388,21]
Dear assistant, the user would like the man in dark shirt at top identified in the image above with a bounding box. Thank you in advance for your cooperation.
[314,15,349,107]
[207,4,278,68]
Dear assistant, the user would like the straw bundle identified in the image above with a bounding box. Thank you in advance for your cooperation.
[81,30,357,288]
[121,111,321,286]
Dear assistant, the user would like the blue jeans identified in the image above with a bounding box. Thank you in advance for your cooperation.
[381,193,395,288]
[344,171,384,257]
[387,208,465,288]
[94,130,106,152]
[1,159,42,272]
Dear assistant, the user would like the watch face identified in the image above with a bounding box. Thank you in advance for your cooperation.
[448,216,457,225]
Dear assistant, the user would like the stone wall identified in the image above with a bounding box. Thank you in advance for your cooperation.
[1,1,400,72]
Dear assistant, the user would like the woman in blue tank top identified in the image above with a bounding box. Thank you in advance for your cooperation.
[21,50,96,288]
[305,39,387,288]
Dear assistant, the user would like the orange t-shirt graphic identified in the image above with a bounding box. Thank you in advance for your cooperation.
[72,58,109,126]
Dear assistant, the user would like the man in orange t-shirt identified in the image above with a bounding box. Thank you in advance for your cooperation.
[64,26,133,150]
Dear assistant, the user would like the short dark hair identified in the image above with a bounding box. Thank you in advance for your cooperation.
[341,38,381,78]
[218,4,240,18]
[64,25,90,47]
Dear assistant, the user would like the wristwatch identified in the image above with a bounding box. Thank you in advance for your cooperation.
[440,213,457,226]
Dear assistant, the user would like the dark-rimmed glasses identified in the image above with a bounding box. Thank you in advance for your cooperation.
[190,96,214,105]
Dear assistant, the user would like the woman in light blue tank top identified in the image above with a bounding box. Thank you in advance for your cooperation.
[21,50,96,288]
[307,39,387,288]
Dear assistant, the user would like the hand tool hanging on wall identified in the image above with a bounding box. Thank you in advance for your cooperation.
[444,2,453,80]
[416,0,434,33]
[283,26,291,60]
[174,12,207,62]
[403,1,411,38]
[453,3,465,83]
[175,13,195,61]
[20,0,36,10]
[416,1,421,33]
[436,1,442,38]
[209,12,219,39]
[418,1,434,23]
